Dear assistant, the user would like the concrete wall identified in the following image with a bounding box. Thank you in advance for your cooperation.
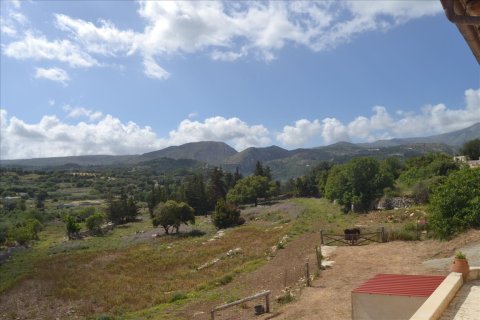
[352,293,427,320]
[409,272,463,320]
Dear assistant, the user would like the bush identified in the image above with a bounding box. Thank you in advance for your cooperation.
[65,215,81,239]
[212,200,243,229]
[7,219,43,245]
[86,213,106,235]
[169,292,188,303]
[429,168,480,239]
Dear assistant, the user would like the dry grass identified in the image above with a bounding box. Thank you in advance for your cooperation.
[1,222,287,318]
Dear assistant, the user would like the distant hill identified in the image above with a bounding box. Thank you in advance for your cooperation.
[0,154,136,169]
[1,123,477,179]
[224,145,291,172]
[139,141,237,165]
[359,122,480,148]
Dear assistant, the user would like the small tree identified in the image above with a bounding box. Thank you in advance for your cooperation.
[212,199,245,229]
[461,138,480,160]
[151,200,195,234]
[86,213,106,235]
[65,215,81,239]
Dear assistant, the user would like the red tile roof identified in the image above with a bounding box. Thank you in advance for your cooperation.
[352,274,446,297]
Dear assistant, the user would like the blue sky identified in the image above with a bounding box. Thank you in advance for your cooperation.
[1,0,479,159]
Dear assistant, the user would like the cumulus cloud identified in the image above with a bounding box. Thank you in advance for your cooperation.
[277,88,480,147]
[1,1,442,79]
[0,112,271,159]
[35,67,70,85]
[168,116,271,150]
[0,111,167,159]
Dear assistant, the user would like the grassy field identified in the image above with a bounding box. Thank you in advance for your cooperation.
[1,198,424,319]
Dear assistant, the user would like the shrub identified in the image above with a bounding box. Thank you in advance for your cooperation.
[429,168,480,239]
[86,213,106,235]
[168,292,188,303]
[7,219,43,245]
[65,215,81,239]
[212,200,243,229]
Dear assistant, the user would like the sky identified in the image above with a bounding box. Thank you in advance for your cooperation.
[0,0,479,160]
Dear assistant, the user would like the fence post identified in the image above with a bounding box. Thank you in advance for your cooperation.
[305,260,311,287]
[380,227,385,243]
[211,310,215,320]
[265,292,270,313]
[320,229,324,245]
[315,245,323,271]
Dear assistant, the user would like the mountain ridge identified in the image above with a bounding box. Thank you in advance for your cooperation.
[1,123,478,179]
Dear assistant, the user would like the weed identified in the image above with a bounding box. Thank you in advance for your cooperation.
[169,292,188,303]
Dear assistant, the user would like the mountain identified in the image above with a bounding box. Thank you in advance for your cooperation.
[138,141,237,165]
[224,145,291,173]
[0,154,136,169]
[1,123,477,178]
[360,122,480,148]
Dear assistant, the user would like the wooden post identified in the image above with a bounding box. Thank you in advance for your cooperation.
[320,229,324,245]
[380,227,385,243]
[211,310,215,320]
[305,260,311,287]
[315,245,323,271]
[265,292,270,313]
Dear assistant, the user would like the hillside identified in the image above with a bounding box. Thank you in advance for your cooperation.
[1,123,477,178]
[360,122,480,148]
[138,141,237,165]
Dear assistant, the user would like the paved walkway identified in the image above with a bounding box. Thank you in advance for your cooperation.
[440,280,480,320]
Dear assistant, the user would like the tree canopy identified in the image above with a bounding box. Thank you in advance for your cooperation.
[151,200,195,234]
[461,138,480,161]
[429,168,480,239]
[325,157,394,212]
[226,175,275,206]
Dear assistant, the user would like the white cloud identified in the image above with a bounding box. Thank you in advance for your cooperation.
[63,105,103,121]
[168,116,271,150]
[54,14,138,56]
[0,1,443,79]
[142,56,170,80]
[277,88,480,147]
[3,32,98,68]
[35,67,70,85]
[0,112,270,159]
[0,111,168,159]
[277,119,322,146]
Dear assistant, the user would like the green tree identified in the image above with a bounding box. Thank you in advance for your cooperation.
[398,153,459,186]
[184,173,208,215]
[8,219,42,245]
[105,190,138,225]
[254,161,272,180]
[429,168,480,239]
[207,167,227,209]
[212,199,244,229]
[461,138,480,160]
[226,175,274,206]
[65,215,81,239]
[86,213,106,235]
[325,158,394,212]
[151,200,195,234]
